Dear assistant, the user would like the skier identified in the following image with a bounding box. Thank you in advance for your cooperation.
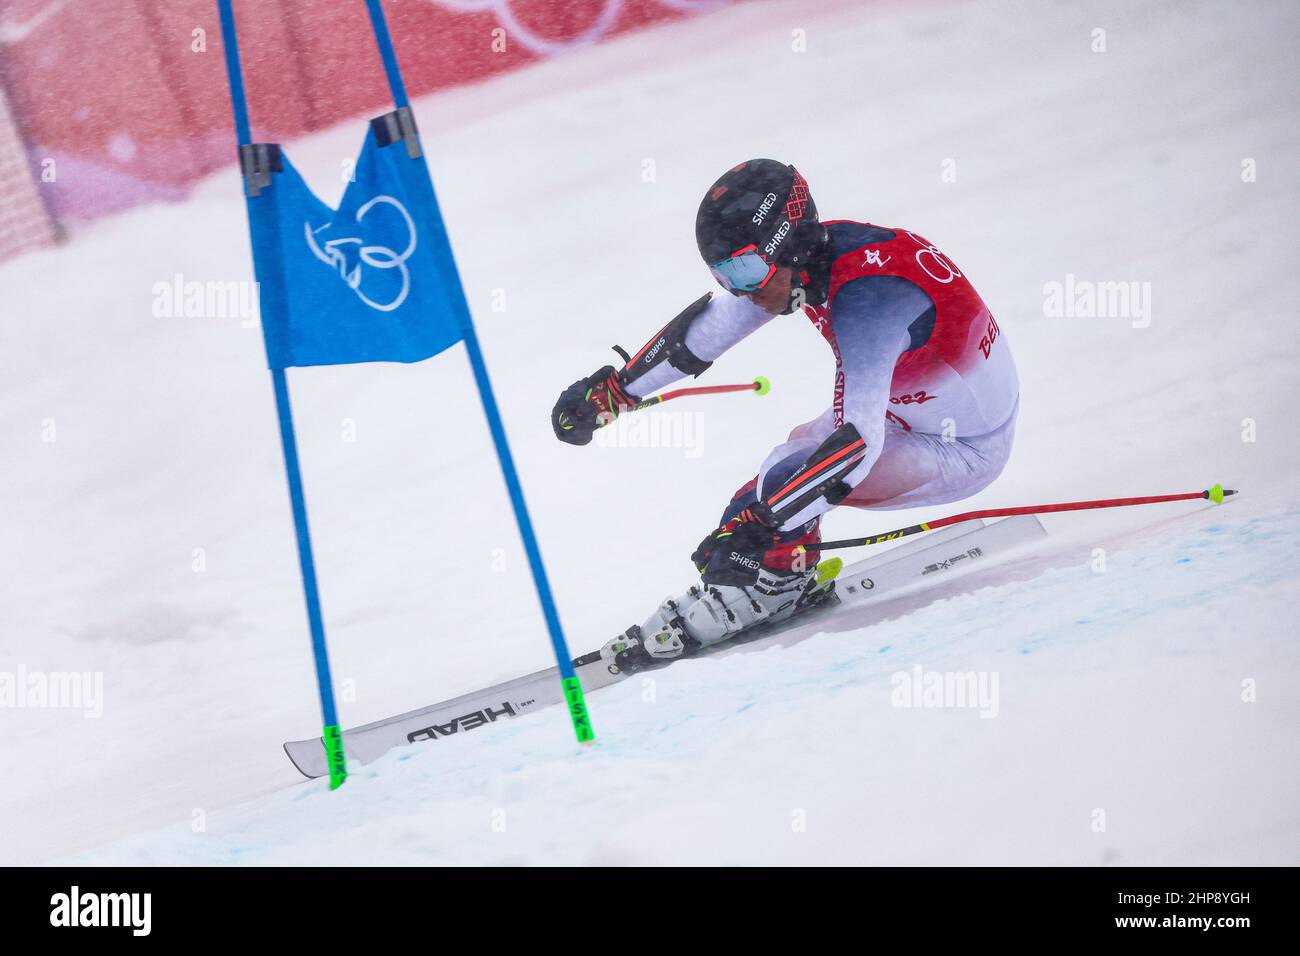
[552,159,1019,661]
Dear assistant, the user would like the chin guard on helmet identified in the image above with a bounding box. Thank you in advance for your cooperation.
[616,293,715,392]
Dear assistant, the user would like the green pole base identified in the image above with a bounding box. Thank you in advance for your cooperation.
[323,724,348,789]
[562,676,596,744]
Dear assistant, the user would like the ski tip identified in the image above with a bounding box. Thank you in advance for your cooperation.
[753,375,771,396]
[282,741,324,780]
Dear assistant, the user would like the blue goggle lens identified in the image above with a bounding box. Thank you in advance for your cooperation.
[709,251,776,293]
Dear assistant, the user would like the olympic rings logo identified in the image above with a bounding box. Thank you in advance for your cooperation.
[304,195,417,313]
[424,0,728,56]
[903,231,962,285]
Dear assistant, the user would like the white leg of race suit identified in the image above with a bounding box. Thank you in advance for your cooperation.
[637,401,1018,656]
[758,399,1019,512]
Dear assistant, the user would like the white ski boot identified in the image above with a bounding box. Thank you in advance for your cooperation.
[600,559,842,669]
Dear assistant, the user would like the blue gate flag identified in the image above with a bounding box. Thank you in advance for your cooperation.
[217,0,595,764]
[246,127,467,369]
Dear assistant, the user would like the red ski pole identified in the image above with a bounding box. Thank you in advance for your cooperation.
[633,376,770,412]
[804,484,1237,553]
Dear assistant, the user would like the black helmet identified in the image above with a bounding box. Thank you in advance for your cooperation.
[695,159,825,294]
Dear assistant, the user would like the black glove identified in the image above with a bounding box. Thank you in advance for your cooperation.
[552,366,637,445]
[692,508,780,587]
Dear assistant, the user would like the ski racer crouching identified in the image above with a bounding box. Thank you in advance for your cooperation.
[552,159,1019,662]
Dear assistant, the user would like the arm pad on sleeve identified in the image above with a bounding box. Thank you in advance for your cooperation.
[618,293,714,395]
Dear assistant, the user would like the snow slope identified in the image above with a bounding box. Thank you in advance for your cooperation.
[2,0,1297,865]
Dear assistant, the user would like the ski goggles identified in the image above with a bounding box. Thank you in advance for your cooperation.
[709,244,777,294]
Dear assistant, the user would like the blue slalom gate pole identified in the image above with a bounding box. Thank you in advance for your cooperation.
[362,0,594,743]
[216,0,348,786]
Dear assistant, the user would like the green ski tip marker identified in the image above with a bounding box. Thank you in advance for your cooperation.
[323,724,348,790]
[753,376,771,396]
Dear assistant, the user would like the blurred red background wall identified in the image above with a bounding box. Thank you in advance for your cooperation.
[0,0,730,223]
